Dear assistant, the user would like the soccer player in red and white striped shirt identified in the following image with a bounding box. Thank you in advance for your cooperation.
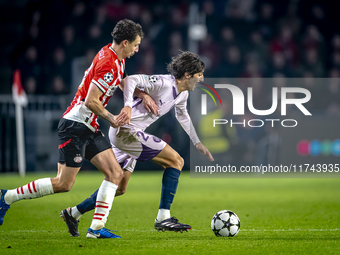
[0,19,143,239]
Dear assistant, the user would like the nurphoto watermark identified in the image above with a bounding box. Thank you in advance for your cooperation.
[189,78,340,178]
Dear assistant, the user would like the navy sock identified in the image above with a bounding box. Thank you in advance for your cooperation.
[76,189,98,214]
[159,168,181,209]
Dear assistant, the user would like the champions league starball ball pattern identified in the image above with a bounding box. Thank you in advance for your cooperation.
[211,210,240,237]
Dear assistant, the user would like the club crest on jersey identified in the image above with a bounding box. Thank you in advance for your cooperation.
[104,72,114,83]
[149,76,158,83]
[74,155,83,163]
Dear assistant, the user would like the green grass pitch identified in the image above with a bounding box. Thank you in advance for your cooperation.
[0,171,339,254]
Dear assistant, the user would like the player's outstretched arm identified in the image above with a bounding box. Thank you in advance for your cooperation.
[137,91,159,115]
[123,75,159,115]
[119,79,158,115]
[85,83,129,127]
[174,98,214,162]
[195,143,214,161]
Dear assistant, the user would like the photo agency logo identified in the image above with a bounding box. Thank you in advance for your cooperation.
[191,78,340,178]
[198,82,223,109]
[198,82,312,128]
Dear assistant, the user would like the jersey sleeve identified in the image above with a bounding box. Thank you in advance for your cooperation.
[175,92,201,145]
[91,59,117,94]
[123,74,162,107]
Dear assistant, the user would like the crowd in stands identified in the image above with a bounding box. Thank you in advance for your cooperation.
[10,1,340,98]
[7,0,340,169]
[8,0,340,118]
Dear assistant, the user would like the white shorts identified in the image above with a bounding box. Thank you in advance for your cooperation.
[109,126,167,172]
[113,147,137,173]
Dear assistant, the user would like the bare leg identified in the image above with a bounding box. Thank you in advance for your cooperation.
[4,163,80,205]
[151,144,184,170]
[51,163,80,193]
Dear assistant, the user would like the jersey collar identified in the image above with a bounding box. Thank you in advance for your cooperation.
[109,44,124,64]
[109,45,118,56]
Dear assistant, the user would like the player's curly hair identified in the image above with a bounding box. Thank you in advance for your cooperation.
[111,19,144,44]
[167,51,205,80]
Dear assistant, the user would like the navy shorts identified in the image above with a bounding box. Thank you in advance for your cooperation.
[58,118,111,167]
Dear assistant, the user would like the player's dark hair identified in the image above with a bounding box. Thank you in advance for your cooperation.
[111,19,144,44]
[167,51,205,80]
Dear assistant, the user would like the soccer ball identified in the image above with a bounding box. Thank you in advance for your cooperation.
[211,210,240,237]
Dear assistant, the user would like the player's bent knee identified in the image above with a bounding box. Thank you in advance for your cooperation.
[169,154,184,170]
[116,187,127,196]
[113,168,124,180]
[176,156,185,170]
[52,178,74,193]
[180,156,185,169]
[59,180,74,192]
[105,167,124,182]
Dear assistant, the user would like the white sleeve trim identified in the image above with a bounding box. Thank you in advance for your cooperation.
[91,79,105,93]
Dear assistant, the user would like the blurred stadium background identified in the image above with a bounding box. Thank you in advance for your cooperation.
[1,0,340,173]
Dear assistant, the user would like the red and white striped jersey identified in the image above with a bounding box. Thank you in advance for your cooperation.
[63,44,125,132]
